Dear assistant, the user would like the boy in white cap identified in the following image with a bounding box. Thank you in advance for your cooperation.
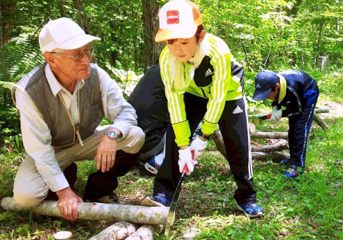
[12,17,145,221]
[253,70,319,178]
[142,0,263,218]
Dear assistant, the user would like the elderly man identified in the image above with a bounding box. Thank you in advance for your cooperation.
[12,17,145,221]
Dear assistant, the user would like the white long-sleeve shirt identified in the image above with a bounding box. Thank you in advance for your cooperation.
[15,64,137,192]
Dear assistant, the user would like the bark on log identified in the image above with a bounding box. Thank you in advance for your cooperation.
[0,197,168,225]
[250,131,288,139]
[251,152,290,161]
[251,140,288,152]
[89,222,137,240]
[125,225,163,240]
[313,113,328,129]
[211,129,227,158]
[314,108,329,114]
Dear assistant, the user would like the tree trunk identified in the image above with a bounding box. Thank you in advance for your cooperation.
[1,197,168,225]
[141,0,163,69]
[73,0,89,33]
[0,0,16,48]
[88,222,138,240]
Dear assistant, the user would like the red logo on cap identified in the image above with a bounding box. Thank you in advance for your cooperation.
[167,10,179,24]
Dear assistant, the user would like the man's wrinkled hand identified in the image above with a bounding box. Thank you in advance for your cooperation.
[96,135,117,172]
[56,187,83,221]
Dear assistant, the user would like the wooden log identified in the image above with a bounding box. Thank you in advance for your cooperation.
[251,140,288,152]
[314,108,329,114]
[251,152,290,161]
[89,222,137,240]
[211,129,227,158]
[250,131,288,139]
[0,197,168,225]
[125,225,163,240]
[313,113,328,129]
[212,130,289,161]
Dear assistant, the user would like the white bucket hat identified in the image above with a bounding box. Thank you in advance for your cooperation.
[39,17,100,53]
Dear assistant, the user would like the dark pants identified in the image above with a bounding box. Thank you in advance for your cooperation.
[153,94,256,205]
[47,151,139,200]
[288,102,318,167]
[84,151,139,200]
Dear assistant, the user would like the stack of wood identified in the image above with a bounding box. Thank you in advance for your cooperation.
[211,108,328,162]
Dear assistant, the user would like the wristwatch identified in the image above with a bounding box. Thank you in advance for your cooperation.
[106,130,119,140]
[195,128,211,140]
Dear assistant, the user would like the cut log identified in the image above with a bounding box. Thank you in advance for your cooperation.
[250,131,288,139]
[249,123,256,134]
[313,113,328,129]
[251,140,288,152]
[89,221,137,240]
[125,225,163,240]
[251,152,290,161]
[0,197,168,225]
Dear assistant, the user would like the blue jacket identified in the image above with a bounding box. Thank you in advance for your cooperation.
[273,70,319,117]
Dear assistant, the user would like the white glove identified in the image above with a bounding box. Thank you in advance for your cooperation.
[268,106,282,122]
[178,147,194,174]
[190,136,208,160]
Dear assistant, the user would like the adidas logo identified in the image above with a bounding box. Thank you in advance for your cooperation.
[256,83,262,88]
[233,106,243,114]
[205,68,214,77]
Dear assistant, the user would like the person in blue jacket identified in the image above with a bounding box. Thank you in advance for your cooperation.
[253,70,319,178]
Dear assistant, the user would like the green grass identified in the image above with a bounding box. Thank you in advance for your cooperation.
[1,70,343,239]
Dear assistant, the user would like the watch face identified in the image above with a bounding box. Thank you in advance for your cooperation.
[107,131,118,139]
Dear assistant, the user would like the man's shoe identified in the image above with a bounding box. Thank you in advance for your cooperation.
[83,193,119,204]
[237,202,264,218]
[144,156,160,175]
[141,193,171,207]
[283,165,303,178]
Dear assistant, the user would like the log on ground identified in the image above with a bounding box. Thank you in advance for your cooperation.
[125,225,163,240]
[250,131,288,139]
[0,197,168,225]
[313,113,328,129]
[251,152,290,161]
[89,221,137,240]
[251,140,288,152]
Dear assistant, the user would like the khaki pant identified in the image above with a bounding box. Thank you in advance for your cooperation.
[13,125,144,207]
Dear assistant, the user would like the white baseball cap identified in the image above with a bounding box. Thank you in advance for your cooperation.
[155,0,203,42]
[39,17,100,53]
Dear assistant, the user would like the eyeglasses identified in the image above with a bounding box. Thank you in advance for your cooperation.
[52,48,93,62]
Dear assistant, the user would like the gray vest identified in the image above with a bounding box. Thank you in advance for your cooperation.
[16,63,104,147]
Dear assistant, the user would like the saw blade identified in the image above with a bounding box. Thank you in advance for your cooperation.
[164,171,186,236]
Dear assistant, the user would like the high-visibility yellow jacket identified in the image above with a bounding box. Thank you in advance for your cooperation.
[159,34,243,147]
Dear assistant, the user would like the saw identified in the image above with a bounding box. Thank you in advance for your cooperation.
[164,152,194,236]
